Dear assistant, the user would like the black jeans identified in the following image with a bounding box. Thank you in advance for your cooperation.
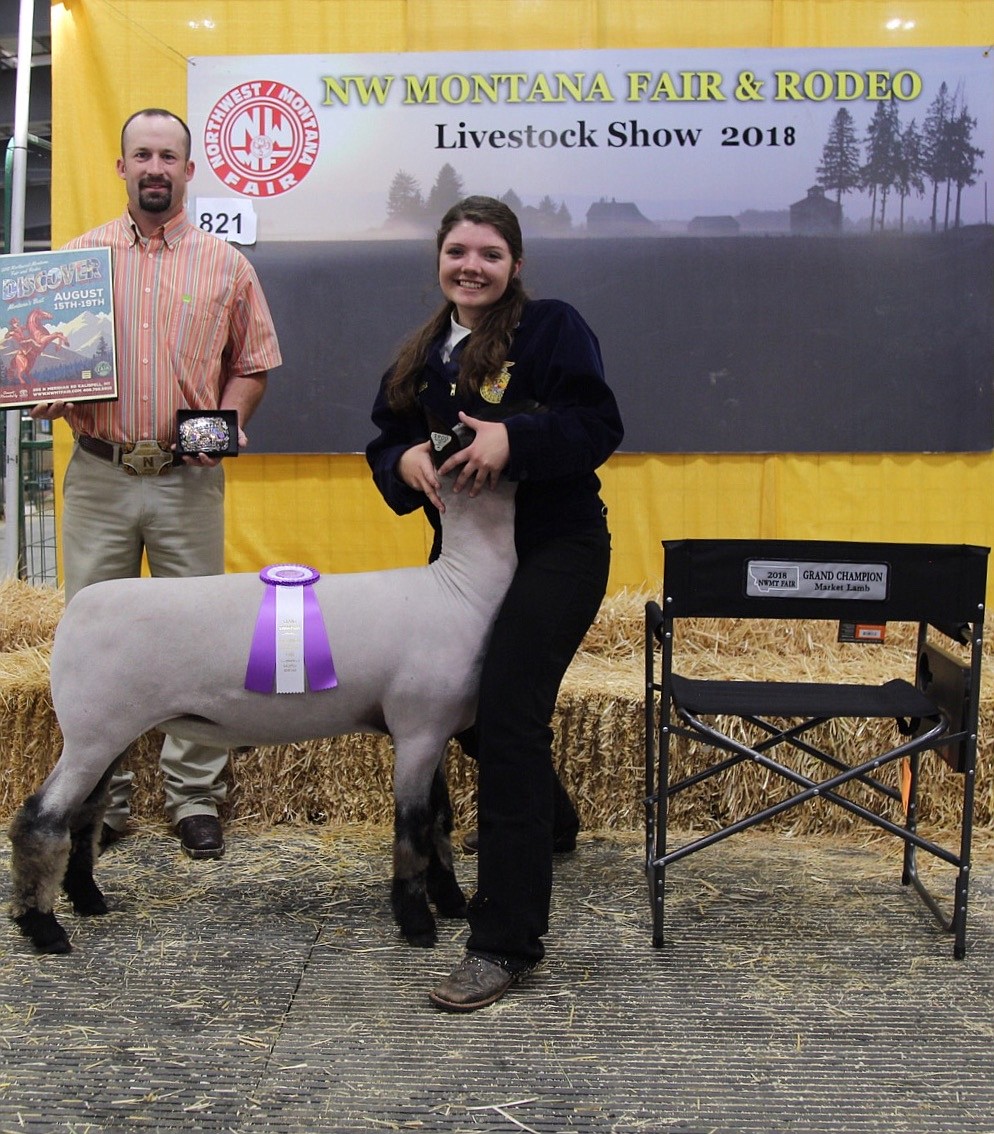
[452,733,579,843]
[466,523,611,968]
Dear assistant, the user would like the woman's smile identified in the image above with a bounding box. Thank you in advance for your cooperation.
[439,219,521,328]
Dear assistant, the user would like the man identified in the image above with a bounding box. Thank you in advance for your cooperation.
[31,108,282,859]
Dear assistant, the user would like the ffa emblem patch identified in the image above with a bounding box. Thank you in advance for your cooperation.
[480,362,513,404]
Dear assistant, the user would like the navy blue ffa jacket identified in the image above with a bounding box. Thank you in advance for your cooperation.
[366,299,624,556]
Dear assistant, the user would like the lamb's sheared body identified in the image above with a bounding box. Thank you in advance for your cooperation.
[9,477,516,954]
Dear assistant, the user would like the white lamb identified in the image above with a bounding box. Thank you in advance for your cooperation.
[8,474,516,955]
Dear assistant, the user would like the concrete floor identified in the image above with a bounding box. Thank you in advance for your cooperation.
[2,826,993,1133]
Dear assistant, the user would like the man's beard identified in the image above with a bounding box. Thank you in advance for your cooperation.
[138,181,173,213]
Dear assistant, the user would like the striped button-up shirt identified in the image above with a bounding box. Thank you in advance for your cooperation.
[63,209,282,446]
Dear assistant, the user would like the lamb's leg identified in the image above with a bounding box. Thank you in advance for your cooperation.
[425,761,467,919]
[62,768,115,917]
[8,794,73,954]
[9,758,123,953]
[392,794,437,947]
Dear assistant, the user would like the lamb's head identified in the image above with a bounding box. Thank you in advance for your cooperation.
[427,410,473,469]
[426,399,545,469]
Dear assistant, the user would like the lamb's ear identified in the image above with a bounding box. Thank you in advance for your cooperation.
[425,409,474,469]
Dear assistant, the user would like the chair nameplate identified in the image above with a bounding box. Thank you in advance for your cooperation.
[746,558,889,600]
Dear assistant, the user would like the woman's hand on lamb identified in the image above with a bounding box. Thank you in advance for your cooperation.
[398,442,444,511]
[440,413,509,497]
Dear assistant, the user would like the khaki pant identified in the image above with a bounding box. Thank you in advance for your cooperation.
[61,444,230,828]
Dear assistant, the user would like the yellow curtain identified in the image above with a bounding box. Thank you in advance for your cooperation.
[50,0,994,594]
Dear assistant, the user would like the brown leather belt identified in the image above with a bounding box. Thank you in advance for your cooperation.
[77,434,184,476]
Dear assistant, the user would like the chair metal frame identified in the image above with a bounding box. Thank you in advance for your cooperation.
[645,539,988,958]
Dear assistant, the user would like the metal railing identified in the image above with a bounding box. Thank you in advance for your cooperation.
[3,131,56,585]
[0,413,56,585]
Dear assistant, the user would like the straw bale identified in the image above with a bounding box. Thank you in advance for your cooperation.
[0,578,63,652]
[0,582,992,838]
[0,645,62,817]
[576,587,646,661]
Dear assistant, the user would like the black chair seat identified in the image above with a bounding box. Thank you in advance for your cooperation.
[670,675,939,720]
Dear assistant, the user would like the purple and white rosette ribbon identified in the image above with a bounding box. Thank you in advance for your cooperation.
[245,564,337,694]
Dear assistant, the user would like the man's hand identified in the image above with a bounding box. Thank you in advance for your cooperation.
[28,401,73,421]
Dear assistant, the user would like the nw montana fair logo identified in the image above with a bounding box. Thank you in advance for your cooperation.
[203,81,320,197]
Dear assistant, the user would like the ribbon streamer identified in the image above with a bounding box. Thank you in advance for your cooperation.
[244,564,337,694]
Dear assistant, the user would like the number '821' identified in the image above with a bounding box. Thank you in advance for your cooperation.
[198,212,243,235]
[721,126,796,146]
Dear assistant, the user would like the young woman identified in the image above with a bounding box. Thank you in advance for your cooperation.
[367,196,623,1011]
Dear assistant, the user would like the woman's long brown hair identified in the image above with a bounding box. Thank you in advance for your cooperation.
[383,196,529,413]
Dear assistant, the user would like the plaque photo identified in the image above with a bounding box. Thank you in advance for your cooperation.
[0,247,118,410]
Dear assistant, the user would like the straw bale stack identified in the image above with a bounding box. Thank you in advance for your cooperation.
[0,578,63,652]
[0,581,990,834]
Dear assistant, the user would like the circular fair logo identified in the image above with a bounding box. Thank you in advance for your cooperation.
[204,81,319,198]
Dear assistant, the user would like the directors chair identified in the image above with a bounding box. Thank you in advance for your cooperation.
[644,539,988,958]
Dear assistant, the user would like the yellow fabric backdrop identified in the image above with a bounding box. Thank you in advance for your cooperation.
[50,0,994,593]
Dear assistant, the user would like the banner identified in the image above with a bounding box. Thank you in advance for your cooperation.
[186,48,993,454]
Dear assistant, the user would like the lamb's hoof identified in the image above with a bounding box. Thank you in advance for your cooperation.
[14,910,72,954]
[67,882,108,917]
[431,887,468,919]
[427,867,467,918]
[392,879,438,947]
[403,927,438,948]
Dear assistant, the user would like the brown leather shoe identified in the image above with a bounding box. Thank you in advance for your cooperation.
[177,815,225,860]
[428,953,520,1012]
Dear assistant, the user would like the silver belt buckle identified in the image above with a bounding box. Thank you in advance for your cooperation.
[121,440,174,476]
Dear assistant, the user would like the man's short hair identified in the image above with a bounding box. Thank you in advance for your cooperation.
[120,109,192,161]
